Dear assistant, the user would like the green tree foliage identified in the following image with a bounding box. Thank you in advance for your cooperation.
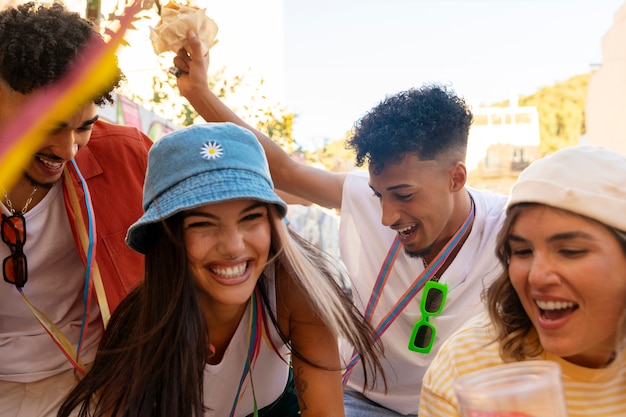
[255,106,295,151]
[129,60,296,149]
[307,131,357,172]
[109,0,295,148]
[121,55,243,127]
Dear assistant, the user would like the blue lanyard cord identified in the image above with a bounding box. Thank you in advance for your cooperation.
[229,288,262,417]
[69,159,95,358]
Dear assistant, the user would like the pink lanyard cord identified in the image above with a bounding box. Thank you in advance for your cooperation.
[343,197,475,385]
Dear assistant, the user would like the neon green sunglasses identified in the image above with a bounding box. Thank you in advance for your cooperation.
[408,281,448,354]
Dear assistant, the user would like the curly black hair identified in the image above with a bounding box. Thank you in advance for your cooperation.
[0,1,123,106]
[347,84,473,173]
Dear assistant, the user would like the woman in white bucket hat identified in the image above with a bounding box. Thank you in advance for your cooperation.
[420,145,626,417]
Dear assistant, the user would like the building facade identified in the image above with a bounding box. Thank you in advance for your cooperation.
[586,1,626,154]
[466,100,541,194]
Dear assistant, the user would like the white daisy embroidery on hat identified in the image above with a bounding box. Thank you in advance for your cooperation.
[200,141,224,160]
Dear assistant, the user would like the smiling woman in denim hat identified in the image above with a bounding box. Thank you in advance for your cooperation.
[419,145,626,417]
[59,122,385,417]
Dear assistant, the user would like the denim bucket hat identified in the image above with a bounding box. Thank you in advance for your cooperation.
[126,122,287,253]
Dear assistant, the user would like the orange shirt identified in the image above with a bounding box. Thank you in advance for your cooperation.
[65,119,152,313]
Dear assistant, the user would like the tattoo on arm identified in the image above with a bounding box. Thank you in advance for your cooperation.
[294,365,308,411]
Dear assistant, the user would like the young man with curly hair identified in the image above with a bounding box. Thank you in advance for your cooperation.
[0,3,152,416]
[173,31,508,416]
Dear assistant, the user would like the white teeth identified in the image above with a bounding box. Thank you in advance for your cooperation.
[210,263,246,278]
[397,225,415,235]
[536,300,576,310]
[37,157,63,169]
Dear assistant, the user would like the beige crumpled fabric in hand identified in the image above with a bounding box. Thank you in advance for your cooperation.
[149,3,218,56]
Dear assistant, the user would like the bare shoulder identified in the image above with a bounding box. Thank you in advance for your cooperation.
[274,265,322,335]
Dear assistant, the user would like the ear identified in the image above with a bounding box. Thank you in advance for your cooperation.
[0,79,16,120]
[0,79,7,109]
[448,161,467,192]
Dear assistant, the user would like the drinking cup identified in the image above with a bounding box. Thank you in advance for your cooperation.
[453,360,568,417]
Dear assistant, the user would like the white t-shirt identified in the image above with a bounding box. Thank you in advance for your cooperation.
[0,182,101,382]
[340,171,507,415]
[203,266,292,417]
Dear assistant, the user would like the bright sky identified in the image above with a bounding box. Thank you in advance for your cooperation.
[284,0,625,150]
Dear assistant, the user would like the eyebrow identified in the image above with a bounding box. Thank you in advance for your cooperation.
[183,201,267,220]
[508,230,596,243]
[369,183,413,193]
[52,115,99,130]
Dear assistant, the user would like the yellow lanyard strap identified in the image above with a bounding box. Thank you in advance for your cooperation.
[13,166,111,375]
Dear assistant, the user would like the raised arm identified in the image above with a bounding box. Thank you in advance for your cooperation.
[173,31,346,210]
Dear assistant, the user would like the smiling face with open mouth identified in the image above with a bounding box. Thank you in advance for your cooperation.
[0,81,96,189]
[368,152,465,259]
[507,205,626,368]
[183,199,271,312]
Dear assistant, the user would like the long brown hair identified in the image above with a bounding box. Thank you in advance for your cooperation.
[59,213,208,417]
[268,207,385,388]
[59,204,385,417]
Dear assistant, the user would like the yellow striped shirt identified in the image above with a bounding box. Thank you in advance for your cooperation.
[419,312,626,417]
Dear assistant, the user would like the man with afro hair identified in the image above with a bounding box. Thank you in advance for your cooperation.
[0,3,152,416]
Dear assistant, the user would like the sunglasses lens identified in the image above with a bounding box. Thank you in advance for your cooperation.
[424,288,444,314]
[4,253,27,287]
[1,215,25,246]
[412,324,433,349]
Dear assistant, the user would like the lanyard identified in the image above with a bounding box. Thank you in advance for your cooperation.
[36,161,109,374]
[343,197,475,385]
[229,283,289,417]
[65,160,110,346]
[17,162,105,376]
[230,288,262,417]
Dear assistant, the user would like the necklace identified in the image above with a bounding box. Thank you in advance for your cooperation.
[422,257,441,283]
[2,186,38,215]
